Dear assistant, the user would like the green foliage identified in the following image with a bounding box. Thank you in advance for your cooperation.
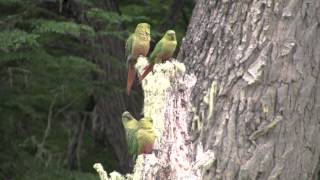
[33,19,95,37]
[88,8,149,25]
[0,1,114,179]
[14,152,99,180]
[88,8,128,24]
[0,30,39,51]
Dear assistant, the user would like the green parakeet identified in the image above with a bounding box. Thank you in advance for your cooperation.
[125,23,151,95]
[137,117,156,154]
[139,30,177,82]
[121,111,139,160]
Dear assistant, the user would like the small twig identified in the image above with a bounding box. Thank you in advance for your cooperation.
[42,95,57,145]
[36,94,57,160]
[9,67,31,74]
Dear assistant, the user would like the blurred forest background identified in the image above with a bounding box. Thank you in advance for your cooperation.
[0,0,194,179]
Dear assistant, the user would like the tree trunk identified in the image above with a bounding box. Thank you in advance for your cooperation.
[178,0,320,179]
[65,113,87,170]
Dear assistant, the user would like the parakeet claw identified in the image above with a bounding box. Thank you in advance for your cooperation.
[152,149,162,157]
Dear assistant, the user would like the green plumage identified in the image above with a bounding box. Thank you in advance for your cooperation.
[125,23,150,63]
[122,112,156,160]
[139,30,177,81]
[121,111,139,160]
[125,23,151,95]
[149,30,177,64]
[137,117,156,154]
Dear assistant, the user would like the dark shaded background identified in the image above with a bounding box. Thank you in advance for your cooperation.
[0,0,194,179]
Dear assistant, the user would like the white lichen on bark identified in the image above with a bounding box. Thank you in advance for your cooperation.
[93,163,110,180]
[203,81,217,123]
[135,57,174,137]
[94,57,215,180]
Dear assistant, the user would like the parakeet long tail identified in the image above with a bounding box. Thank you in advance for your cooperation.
[139,63,154,82]
[127,65,136,95]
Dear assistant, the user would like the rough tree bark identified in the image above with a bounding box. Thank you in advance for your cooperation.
[178,0,320,179]
[65,113,87,170]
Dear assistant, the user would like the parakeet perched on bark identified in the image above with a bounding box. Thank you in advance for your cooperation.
[139,30,177,82]
[125,23,151,95]
[122,111,139,160]
[137,117,156,154]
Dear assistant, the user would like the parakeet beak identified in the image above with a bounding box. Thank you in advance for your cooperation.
[166,30,176,40]
[170,35,176,40]
[122,111,134,119]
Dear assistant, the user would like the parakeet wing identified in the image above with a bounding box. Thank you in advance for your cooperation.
[138,40,163,82]
[126,128,139,159]
[125,34,136,95]
[125,34,134,61]
[149,40,163,63]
